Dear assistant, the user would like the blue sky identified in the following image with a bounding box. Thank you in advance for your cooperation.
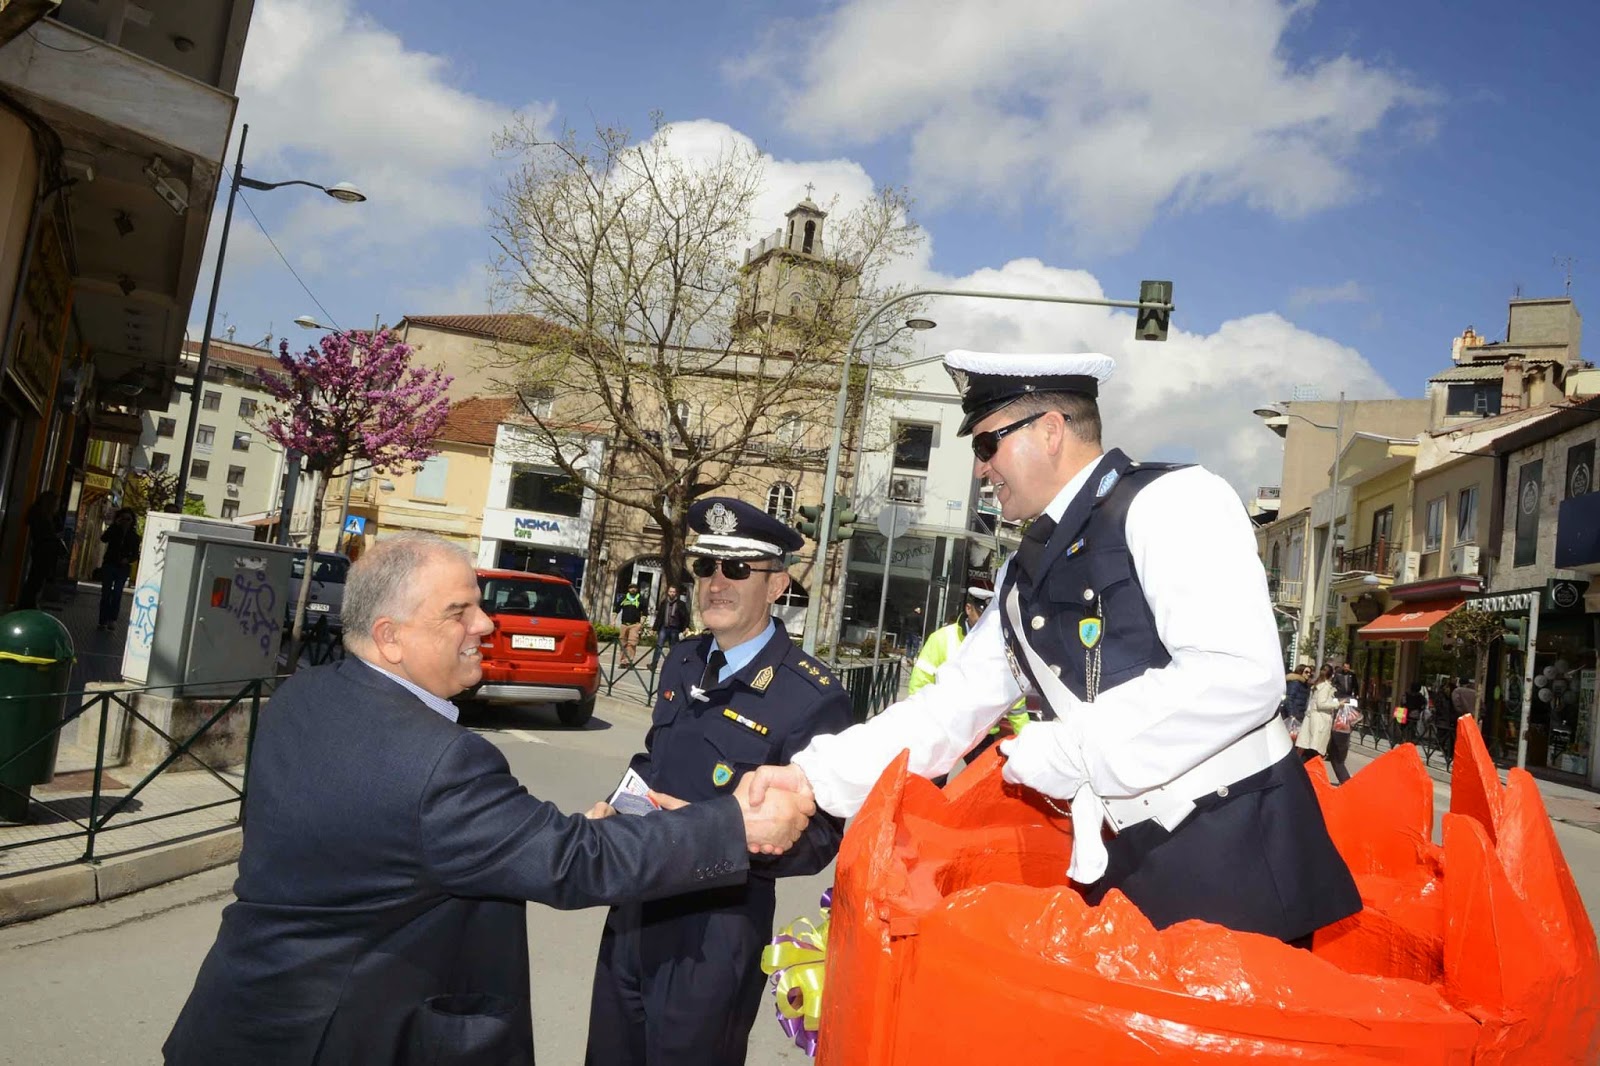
[196,0,1600,491]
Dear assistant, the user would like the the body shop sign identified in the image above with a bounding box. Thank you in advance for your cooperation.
[480,508,587,550]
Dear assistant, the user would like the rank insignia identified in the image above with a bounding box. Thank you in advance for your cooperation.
[712,762,734,787]
[1067,538,1085,556]
[818,676,830,686]
[1079,618,1103,649]
[1095,469,1120,498]
[751,666,774,692]
[723,708,770,735]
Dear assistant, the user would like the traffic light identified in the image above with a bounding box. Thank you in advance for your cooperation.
[832,494,858,542]
[1135,279,1172,342]
[795,503,824,541]
[1502,616,1528,651]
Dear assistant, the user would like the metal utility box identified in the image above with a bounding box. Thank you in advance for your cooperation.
[145,534,302,696]
[122,514,258,684]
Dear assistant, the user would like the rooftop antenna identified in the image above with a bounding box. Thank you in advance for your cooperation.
[1555,254,1577,295]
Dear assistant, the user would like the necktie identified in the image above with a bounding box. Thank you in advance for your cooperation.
[699,650,727,694]
[1016,514,1057,585]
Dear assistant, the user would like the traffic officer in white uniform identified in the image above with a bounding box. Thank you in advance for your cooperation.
[747,350,1360,945]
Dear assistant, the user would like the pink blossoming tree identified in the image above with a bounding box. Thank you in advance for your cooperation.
[256,328,452,662]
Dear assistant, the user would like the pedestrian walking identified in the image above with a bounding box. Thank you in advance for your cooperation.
[97,507,140,631]
[615,583,645,665]
[1297,665,1339,765]
[649,585,690,669]
[584,499,850,1066]
[1283,663,1312,727]
[745,348,1359,946]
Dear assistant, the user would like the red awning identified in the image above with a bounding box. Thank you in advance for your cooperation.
[1356,598,1465,641]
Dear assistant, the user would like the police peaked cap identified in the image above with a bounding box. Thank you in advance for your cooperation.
[686,497,804,560]
[944,349,1116,436]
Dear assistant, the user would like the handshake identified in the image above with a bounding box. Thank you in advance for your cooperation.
[585,764,818,855]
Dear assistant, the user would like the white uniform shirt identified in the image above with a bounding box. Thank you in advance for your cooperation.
[792,458,1285,821]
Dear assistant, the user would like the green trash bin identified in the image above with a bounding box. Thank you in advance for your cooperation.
[0,610,76,823]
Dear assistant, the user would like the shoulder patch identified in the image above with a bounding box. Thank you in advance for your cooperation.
[751,665,775,692]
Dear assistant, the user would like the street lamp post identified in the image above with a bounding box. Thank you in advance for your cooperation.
[172,123,365,513]
[1254,392,1346,669]
[801,284,1176,656]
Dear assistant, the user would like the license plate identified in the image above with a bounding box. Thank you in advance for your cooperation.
[307,602,330,612]
[511,634,556,651]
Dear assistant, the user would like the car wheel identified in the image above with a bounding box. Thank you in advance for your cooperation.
[558,694,596,728]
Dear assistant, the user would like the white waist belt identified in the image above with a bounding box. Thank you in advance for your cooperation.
[1101,717,1292,833]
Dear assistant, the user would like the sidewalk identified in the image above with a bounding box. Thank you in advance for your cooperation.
[0,583,247,924]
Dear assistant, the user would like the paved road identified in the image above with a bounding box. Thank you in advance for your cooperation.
[1,699,1597,1065]
[0,696,822,1066]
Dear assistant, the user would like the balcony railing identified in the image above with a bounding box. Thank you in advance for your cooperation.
[1269,575,1304,607]
[1336,538,1396,577]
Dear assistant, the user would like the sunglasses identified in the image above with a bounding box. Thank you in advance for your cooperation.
[972,411,1055,462]
[691,557,783,581]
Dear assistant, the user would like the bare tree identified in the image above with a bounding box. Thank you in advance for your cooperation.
[486,116,923,592]
[1440,604,1502,728]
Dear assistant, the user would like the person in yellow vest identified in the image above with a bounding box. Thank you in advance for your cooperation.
[910,587,1030,753]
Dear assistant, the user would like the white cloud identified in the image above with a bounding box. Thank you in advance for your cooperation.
[204,0,551,293]
[1288,280,1372,309]
[737,0,1432,248]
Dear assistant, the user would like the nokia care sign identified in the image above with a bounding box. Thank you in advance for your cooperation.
[480,508,588,550]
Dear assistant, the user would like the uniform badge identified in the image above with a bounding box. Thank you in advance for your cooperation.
[723,708,770,735]
[1079,618,1103,648]
[712,762,734,787]
[1067,538,1085,556]
[662,690,674,702]
[751,666,774,692]
[1095,469,1120,498]
[706,502,739,535]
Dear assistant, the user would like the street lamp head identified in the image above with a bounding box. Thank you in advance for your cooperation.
[324,182,366,204]
[294,315,328,330]
[1252,405,1284,420]
[904,317,937,331]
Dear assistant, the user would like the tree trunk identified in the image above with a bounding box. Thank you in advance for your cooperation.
[283,472,331,673]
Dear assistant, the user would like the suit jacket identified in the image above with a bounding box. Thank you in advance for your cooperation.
[165,659,749,1066]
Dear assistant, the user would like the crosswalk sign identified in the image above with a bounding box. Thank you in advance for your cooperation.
[343,515,366,537]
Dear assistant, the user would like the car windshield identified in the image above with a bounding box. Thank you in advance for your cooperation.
[480,576,586,619]
[291,554,350,583]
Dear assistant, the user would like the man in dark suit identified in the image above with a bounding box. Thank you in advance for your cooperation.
[584,498,852,1066]
[164,533,813,1066]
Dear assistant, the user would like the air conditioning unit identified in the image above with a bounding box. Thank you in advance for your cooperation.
[1448,543,1480,576]
[888,475,925,504]
[225,483,240,498]
[1397,550,1422,583]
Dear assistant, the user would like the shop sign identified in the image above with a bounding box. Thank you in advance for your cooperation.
[1545,579,1589,612]
[513,516,561,540]
[84,472,113,492]
[1470,591,1539,614]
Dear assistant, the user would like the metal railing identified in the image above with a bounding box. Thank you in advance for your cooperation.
[832,658,904,723]
[0,676,276,864]
[1337,538,1396,576]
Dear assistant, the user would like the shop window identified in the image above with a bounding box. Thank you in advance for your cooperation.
[507,464,583,516]
[413,455,449,500]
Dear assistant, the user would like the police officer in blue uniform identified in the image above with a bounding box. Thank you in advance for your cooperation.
[757,350,1360,947]
[584,497,852,1066]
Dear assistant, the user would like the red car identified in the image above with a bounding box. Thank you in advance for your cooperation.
[470,568,600,726]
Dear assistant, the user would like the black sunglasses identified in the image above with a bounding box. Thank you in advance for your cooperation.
[691,557,783,581]
[972,411,1055,462]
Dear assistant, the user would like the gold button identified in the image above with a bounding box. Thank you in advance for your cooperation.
[1082,589,1095,601]
[1030,615,1045,630]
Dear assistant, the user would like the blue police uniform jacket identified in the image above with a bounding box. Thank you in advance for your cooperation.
[999,448,1360,941]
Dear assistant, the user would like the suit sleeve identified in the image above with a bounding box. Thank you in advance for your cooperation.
[750,686,853,879]
[418,731,749,908]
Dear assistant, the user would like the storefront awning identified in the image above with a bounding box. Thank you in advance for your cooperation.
[1356,598,1464,641]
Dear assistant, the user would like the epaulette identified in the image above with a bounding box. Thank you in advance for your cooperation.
[782,644,840,692]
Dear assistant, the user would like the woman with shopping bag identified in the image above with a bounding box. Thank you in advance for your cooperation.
[1296,665,1339,768]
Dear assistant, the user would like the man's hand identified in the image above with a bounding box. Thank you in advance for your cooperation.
[998,721,1087,799]
[584,801,616,819]
[740,763,815,810]
[734,778,812,855]
[647,790,687,810]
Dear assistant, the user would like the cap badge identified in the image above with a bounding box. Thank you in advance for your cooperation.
[706,502,739,535]
[712,762,734,787]
[1095,469,1120,498]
